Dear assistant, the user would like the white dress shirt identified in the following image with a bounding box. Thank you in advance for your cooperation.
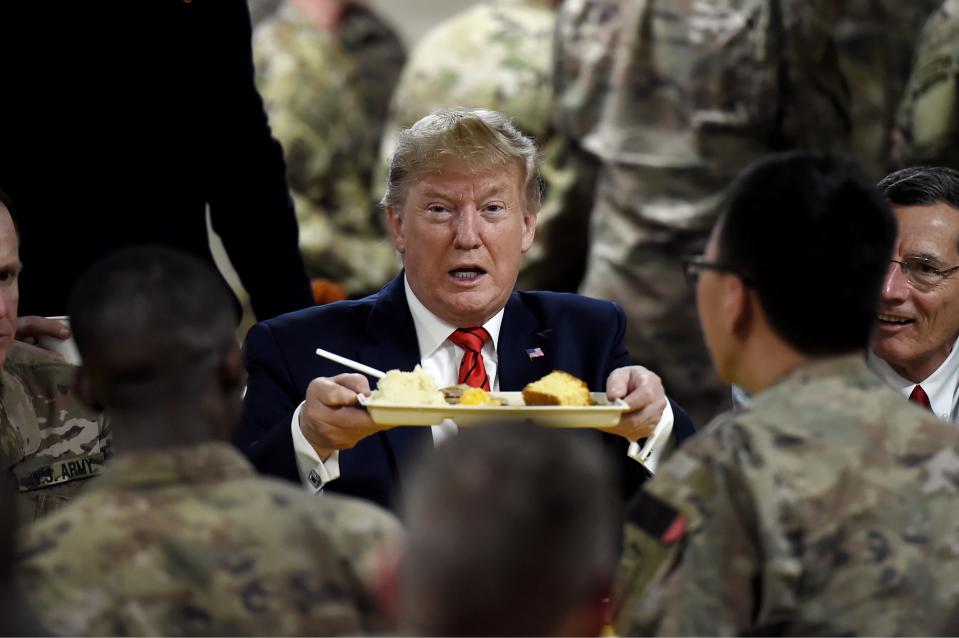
[291,275,674,493]
[868,339,959,423]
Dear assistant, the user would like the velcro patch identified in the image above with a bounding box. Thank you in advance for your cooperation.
[15,453,105,492]
[626,489,687,544]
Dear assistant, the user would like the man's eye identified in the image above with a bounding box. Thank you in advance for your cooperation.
[484,203,506,214]
[912,261,940,275]
[427,205,450,214]
[0,272,12,283]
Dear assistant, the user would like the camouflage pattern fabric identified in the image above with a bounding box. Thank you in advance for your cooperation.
[254,2,404,297]
[835,0,940,178]
[560,0,851,425]
[0,342,110,525]
[378,0,589,291]
[615,355,959,636]
[894,0,959,167]
[17,442,402,636]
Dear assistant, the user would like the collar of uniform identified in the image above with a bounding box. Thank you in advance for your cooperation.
[762,353,879,397]
[93,442,255,491]
[403,274,505,361]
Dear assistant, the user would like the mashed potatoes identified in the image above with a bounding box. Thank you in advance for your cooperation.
[369,365,446,405]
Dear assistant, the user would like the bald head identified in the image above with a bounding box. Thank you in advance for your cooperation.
[0,196,21,368]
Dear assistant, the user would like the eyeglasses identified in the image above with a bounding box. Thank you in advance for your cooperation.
[891,257,959,289]
[681,255,752,286]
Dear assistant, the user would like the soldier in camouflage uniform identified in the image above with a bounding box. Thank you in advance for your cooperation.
[615,153,959,636]
[834,0,939,178]
[379,0,589,292]
[558,0,851,425]
[17,247,402,636]
[894,0,959,168]
[0,193,111,526]
[3,343,110,525]
[254,1,405,298]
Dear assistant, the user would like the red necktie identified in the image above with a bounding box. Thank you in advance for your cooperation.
[909,385,932,411]
[448,327,492,390]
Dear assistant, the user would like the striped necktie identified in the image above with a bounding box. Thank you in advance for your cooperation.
[448,327,492,390]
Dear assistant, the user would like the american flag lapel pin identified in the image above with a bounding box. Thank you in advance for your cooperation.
[526,347,544,359]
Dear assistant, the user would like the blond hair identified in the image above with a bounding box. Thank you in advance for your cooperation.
[381,108,542,211]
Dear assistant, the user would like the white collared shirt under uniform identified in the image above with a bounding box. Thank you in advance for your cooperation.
[290,276,674,494]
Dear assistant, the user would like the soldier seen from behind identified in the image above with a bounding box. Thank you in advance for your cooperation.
[396,423,617,636]
[17,247,401,636]
[615,152,959,636]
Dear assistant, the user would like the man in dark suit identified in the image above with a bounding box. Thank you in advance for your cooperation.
[0,0,313,320]
[238,108,696,510]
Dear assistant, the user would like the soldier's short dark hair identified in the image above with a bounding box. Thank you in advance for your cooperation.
[400,424,617,636]
[717,152,896,356]
[69,246,238,409]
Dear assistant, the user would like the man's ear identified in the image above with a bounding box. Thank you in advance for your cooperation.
[218,342,245,396]
[386,206,406,255]
[520,205,537,253]
[372,545,402,628]
[725,276,753,340]
[73,366,103,412]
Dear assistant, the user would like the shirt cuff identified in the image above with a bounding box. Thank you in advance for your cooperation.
[627,400,674,474]
[291,401,341,494]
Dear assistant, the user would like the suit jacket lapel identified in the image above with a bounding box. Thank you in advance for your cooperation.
[356,273,421,378]
[350,273,431,481]
[498,292,555,391]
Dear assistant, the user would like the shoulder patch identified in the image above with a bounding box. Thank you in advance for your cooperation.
[626,490,687,544]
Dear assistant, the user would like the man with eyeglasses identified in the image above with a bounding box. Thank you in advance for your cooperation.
[869,166,959,422]
[615,152,959,635]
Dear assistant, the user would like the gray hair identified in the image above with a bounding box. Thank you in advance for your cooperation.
[381,107,542,212]
[399,423,617,636]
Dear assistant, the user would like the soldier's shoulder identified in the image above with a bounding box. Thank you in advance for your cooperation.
[258,477,402,542]
[5,342,78,387]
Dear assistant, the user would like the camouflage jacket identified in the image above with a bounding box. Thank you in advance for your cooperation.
[569,0,850,234]
[17,442,402,636]
[0,342,110,525]
[254,1,404,296]
[615,355,959,636]
[895,0,959,167]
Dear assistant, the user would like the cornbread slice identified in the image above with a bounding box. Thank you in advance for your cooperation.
[522,370,591,406]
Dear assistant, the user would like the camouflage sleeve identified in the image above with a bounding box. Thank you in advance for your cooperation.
[892,0,959,167]
[614,417,767,636]
[775,0,852,149]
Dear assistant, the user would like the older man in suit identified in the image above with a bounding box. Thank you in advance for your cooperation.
[237,108,696,510]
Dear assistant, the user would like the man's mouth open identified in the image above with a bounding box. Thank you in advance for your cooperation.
[877,313,914,327]
[449,268,487,282]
